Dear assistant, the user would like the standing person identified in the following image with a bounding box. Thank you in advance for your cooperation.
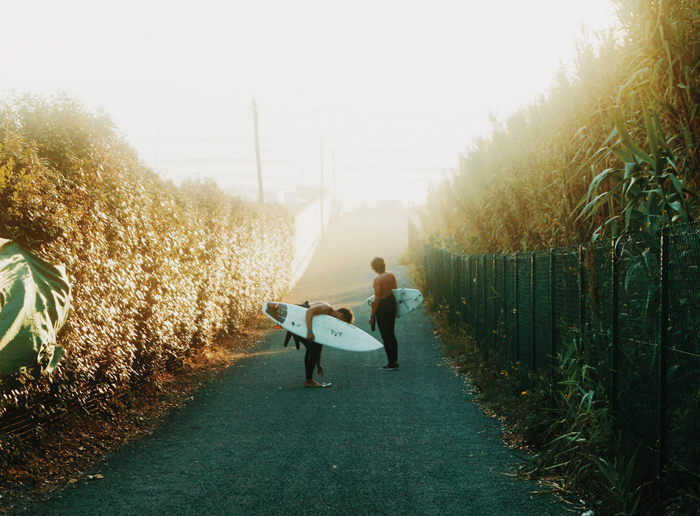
[369,257,399,371]
[285,301,353,387]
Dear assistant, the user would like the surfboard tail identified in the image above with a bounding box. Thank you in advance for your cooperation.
[264,302,287,323]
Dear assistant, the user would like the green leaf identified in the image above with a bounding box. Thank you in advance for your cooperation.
[618,67,650,98]
[663,39,675,88]
[582,177,629,220]
[683,124,694,150]
[663,172,685,197]
[668,201,684,213]
[651,58,666,83]
[609,198,618,236]
[621,450,637,493]
[641,95,659,164]
[660,100,680,120]
[621,138,654,167]
[581,192,611,219]
[611,106,631,142]
[594,457,621,491]
[600,127,619,149]
[588,168,618,195]
[611,145,636,164]
[627,183,642,199]
[652,109,673,155]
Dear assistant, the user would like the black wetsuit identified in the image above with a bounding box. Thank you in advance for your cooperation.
[283,307,322,380]
[376,295,398,363]
[300,338,323,379]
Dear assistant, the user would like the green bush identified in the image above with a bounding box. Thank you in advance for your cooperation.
[0,93,293,463]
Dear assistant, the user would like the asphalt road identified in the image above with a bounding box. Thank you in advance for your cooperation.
[17,208,566,516]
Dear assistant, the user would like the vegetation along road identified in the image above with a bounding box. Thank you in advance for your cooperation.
[17,208,566,516]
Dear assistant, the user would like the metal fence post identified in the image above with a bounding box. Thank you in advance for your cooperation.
[579,245,586,349]
[481,255,486,344]
[514,253,520,365]
[449,253,454,325]
[550,248,556,374]
[437,249,443,308]
[659,227,670,491]
[503,255,508,365]
[460,255,467,327]
[457,255,463,326]
[425,245,430,293]
[531,253,536,373]
[443,250,448,311]
[493,255,497,351]
[474,256,479,340]
[455,255,461,325]
[470,256,476,331]
[466,256,471,328]
[611,239,620,425]
[453,253,458,325]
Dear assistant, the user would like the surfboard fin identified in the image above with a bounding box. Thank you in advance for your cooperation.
[284,330,301,349]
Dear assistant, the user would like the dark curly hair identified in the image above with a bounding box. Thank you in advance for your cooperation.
[337,307,354,324]
[371,256,386,273]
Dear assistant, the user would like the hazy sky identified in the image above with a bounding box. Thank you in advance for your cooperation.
[2,0,616,207]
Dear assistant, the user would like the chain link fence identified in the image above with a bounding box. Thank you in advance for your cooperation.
[409,218,700,495]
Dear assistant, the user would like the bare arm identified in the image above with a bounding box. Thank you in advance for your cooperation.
[305,302,330,342]
[371,277,382,318]
[371,272,398,318]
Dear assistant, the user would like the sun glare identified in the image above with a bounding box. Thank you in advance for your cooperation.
[3,0,616,208]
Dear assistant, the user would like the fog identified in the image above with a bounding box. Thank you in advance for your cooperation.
[3,0,615,209]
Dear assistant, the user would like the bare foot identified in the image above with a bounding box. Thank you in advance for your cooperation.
[304,380,331,388]
[304,380,322,387]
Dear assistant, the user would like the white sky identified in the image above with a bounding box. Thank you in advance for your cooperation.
[2,0,616,207]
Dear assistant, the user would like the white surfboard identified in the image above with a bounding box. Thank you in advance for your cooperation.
[262,302,383,352]
[359,288,423,318]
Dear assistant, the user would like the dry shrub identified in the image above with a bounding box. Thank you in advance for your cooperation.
[0,93,293,464]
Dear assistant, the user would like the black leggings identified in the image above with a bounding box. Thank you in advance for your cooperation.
[376,295,398,363]
[300,339,323,379]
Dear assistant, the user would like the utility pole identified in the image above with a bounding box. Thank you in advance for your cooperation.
[320,138,324,239]
[252,98,263,203]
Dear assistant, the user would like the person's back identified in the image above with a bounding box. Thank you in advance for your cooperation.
[373,269,397,300]
[370,257,399,370]
[301,301,353,387]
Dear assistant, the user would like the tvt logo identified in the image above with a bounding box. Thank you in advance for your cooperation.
[330,329,342,338]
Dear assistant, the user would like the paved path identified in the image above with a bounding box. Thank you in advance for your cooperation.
[19,209,565,516]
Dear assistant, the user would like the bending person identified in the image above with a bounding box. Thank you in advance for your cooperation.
[302,301,354,387]
[370,257,399,370]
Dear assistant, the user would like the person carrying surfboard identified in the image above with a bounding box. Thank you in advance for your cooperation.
[303,301,354,387]
[370,257,399,371]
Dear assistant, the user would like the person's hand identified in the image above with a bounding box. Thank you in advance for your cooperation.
[307,330,315,341]
[317,364,323,377]
[369,315,376,332]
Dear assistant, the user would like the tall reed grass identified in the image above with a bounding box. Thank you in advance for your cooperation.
[424,0,700,254]
[421,2,700,513]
